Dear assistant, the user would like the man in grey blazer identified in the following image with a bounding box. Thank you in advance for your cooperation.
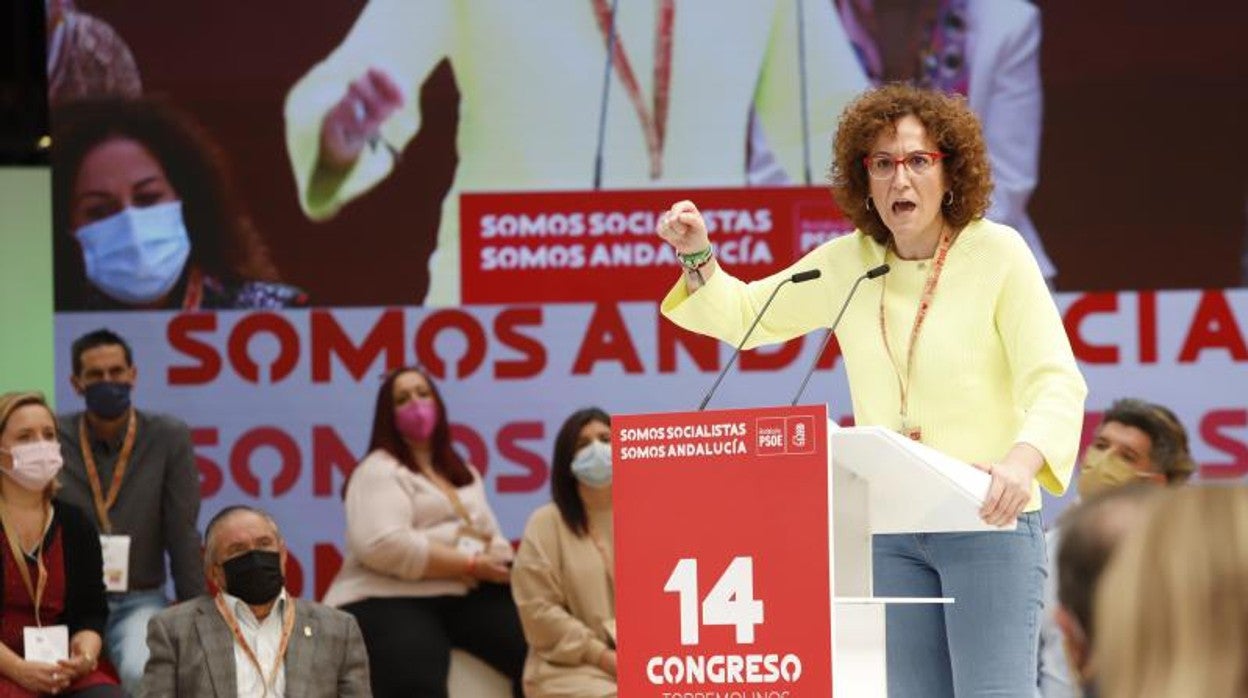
[141,505,371,697]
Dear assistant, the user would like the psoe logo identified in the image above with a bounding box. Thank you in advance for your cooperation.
[787,416,816,454]
[756,417,786,455]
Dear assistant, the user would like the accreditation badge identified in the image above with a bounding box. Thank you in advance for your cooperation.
[100,534,131,592]
[23,625,69,662]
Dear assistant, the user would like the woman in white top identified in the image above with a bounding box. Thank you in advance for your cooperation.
[323,366,526,698]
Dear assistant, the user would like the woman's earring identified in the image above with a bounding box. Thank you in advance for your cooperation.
[865,196,874,211]
[943,191,954,207]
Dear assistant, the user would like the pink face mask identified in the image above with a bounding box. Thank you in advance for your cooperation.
[395,400,438,441]
[2,441,64,491]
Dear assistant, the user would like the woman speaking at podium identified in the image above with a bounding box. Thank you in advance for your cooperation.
[656,84,1086,697]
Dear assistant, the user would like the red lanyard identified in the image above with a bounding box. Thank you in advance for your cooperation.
[878,227,954,440]
[79,410,137,534]
[214,593,296,698]
[590,0,675,179]
[181,267,204,310]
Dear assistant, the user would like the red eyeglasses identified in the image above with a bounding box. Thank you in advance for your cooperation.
[863,151,947,180]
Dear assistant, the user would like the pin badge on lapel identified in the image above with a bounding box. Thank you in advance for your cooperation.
[304,626,312,637]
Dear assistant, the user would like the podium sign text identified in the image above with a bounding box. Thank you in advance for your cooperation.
[615,405,832,697]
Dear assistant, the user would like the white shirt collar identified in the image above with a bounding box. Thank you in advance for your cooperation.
[222,588,289,627]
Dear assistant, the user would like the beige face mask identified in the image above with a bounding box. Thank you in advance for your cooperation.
[1075,448,1155,499]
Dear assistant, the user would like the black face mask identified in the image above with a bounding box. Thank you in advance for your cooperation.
[84,381,131,420]
[221,549,284,605]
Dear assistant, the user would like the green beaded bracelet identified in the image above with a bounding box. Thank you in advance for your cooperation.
[678,246,714,270]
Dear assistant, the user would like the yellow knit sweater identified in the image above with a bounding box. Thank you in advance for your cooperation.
[662,218,1087,510]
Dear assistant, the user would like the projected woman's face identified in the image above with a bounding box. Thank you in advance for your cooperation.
[70,136,179,232]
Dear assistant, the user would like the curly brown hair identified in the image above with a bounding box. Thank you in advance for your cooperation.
[51,97,280,309]
[828,84,992,246]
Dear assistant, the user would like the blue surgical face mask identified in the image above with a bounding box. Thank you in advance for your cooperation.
[75,201,191,304]
[571,440,612,488]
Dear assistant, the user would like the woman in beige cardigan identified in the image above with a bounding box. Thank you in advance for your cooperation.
[324,367,526,697]
[512,407,616,698]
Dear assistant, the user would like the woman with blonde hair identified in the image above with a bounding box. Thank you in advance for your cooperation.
[0,392,122,696]
[1095,485,1248,698]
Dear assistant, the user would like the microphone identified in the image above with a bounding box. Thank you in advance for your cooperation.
[795,0,812,185]
[698,269,823,411]
[591,0,621,190]
[790,263,891,406]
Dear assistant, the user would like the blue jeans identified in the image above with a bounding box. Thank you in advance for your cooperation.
[106,589,168,696]
[873,512,1047,697]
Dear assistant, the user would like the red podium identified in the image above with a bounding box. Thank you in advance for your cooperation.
[614,404,834,696]
[615,405,1005,696]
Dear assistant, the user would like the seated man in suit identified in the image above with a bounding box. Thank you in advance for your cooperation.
[141,505,371,697]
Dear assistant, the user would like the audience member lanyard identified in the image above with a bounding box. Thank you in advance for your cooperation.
[0,503,52,627]
[590,0,675,179]
[879,227,953,441]
[214,593,296,698]
[79,409,137,534]
[425,469,475,524]
[423,468,492,545]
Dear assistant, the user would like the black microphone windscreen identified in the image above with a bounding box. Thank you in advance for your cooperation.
[866,264,891,279]
[790,269,822,284]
